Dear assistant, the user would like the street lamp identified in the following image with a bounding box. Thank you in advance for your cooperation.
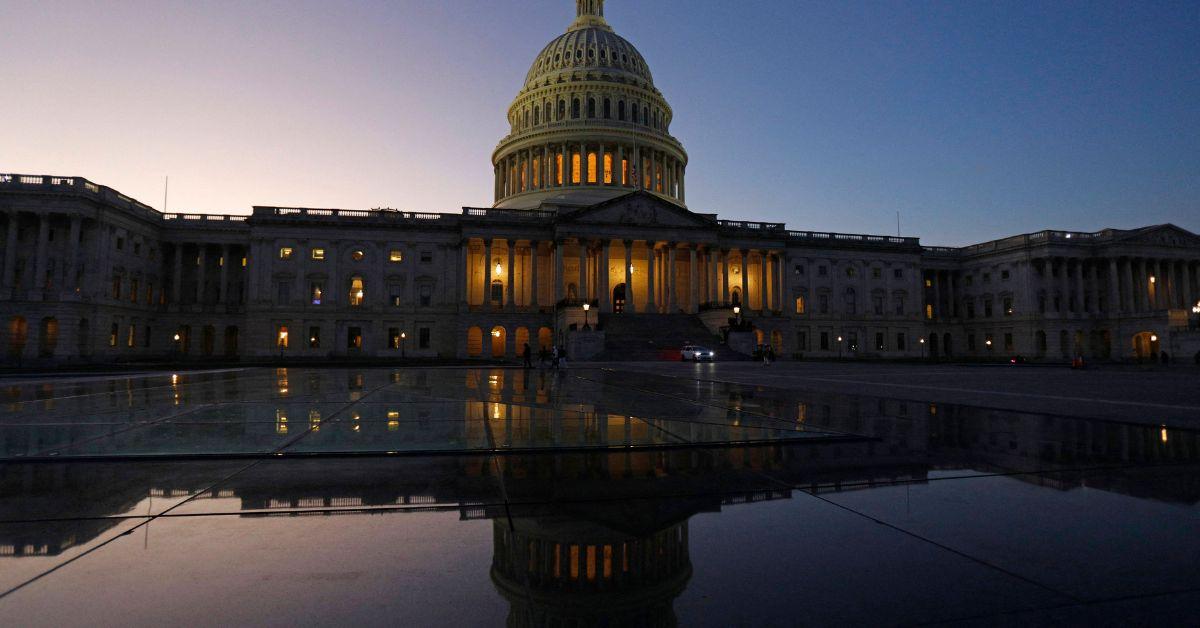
[837,335,843,359]
[582,302,591,330]
[400,331,406,358]
[733,305,741,326]
[919,337,926,359]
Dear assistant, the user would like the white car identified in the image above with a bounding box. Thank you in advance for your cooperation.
[681,345,716,362]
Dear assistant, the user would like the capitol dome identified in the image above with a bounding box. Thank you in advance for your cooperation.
[491,0,688,210]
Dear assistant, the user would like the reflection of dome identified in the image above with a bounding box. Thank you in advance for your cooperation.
[491,516,692,627]
[492,0,688,210]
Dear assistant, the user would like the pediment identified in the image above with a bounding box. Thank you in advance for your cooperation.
[562,191,715,228]
[1116,224,1200,248]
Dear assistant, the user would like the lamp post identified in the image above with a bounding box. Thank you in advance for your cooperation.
[919,337,926,359]
[733,305,741,326]
[837,335,843,359]
[582,302,591,330]
[400,331,406,358]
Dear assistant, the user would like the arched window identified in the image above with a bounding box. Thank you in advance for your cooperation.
[533,106,539,125]
[491,279,504,304]
[795,295,806,315]
[524,110,530,128]
[844,288,856,315]
[515,327,530,353]
[587,98,596,118]
[490,326,507,358]
[38,317,58,357]
[587,152,597,184]
[558,100,566,120]
[537,327,553,350]
[572,152,581,184]
[7,316,27,358]
[631,104,639,124]
[603,98,611,119]
[349,276,365,306]
[572,98,580,119]
[618,101,626,121]
[642,106,649,125]
[467,326,483,357]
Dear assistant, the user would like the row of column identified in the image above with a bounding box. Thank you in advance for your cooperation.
[2,211,90,297]
[468,238,785,315]
[495,142,684,202]
[169,242,246,307]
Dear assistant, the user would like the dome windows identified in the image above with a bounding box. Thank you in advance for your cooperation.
[617,100,626,121]
[571,98,580,119]
[587,98,596,118]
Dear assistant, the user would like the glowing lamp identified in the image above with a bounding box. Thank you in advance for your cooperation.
[495,262,502,276]
[733,306,740,315]
[582,303,590,311]
[1150,334,1158,342]
[172,333,180,341]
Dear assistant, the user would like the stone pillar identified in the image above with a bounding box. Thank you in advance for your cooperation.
[578,241,588,301]
[666,245,677,312]
[483,239,493,306]
[1108,258,1120,315]
[65,215,82,294]
[2,212,17,288]
[33,214,50,291]
[218,244,230,305]
[172,244,184,305]
[722,250,730,303]
[599,241,611,312]
[645,242,656,314]
[598,143,606,185]
[777,252,787,311]
[1058,258,1070,315]
[679,163,686,203]
[1124,258,1136,313]
[634,145,642,190]
[688,247,698,313]
[1074,260,1085,316]
[708,248,718,304]
[459,241,470,305]
[194,245,206,305]
[1183,260,1195,311]
[555,241,565,303]
[623,240,635,313]
[530,241,540,309]
[506,241,516,309]
[931,270,942,320]
[758,251,768,312]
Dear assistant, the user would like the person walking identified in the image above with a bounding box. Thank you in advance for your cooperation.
[522,343,532,369]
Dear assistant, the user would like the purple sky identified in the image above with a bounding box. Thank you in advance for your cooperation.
[2,0,1197,245]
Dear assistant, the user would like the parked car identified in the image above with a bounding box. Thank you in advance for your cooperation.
[681,345,716,362]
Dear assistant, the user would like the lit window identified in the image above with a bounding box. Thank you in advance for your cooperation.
[279,247,293,260]
[572,153,581,184]
[241,257,247,267]
[310,282,323,305]
[349,276,365,306]
[587,152,597,184]
[308,327,320,348]
[312,248,325,260]
[389,250,403,263]
[276,325,289,349]
[352,250,365,261]
[795,296,805,314]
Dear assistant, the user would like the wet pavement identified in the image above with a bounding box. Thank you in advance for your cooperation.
[0,365,1198,626]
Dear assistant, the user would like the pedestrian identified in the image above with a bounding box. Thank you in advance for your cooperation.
[767,345,776,364]
[522,343,532,369]
[551,345,560,370]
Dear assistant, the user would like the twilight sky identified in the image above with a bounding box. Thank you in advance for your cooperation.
[2,0,1197,245]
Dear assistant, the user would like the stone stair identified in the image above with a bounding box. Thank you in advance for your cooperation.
[589,313,747,361]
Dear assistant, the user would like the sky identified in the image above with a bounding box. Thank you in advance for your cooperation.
[1,0,1197,246]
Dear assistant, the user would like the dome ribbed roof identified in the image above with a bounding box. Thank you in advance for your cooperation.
[522,24,654,90]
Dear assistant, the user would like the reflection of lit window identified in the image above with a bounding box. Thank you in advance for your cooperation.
[389,250,402,262]
[309,409,321,431]
[349,277,365,306]
[275,410,288,434]
[279,247,293,260]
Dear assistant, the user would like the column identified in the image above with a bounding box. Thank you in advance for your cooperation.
[598,143,606,185]
[506,241,515,309]
[721,250,730,303]
[1074,260,1085,316]
[66,215,82,294]
[688,247,698,313]
[529,241,540,309]
[2,212,17,288]
[459,241,469,305]
[1184,261,1194,311]
[634,145,642,189]
[617,145,626,186]
[555,241,565,303]
[524,151,531,193]
[708,248,719,304]
[777,252,787,311]
[578,241,588,301]
[560,145,568,187]
[1058,259,1070,314]
[482,238,492,307]
[758,251,768,312]
[1124,258,1136,313]
[645,242,655,313]
[33,214,50,291]
[599,241,611,312]
[679,163,686,203]
[1108,258,1120,315]
[623,240,635,313]
[217,244,229,304]
[931,270,942,319]
[665,245,677,312]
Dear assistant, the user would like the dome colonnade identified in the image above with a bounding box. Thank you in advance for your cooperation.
[492,0,687,209]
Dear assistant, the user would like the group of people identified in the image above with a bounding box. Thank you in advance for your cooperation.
[521,343,569,370]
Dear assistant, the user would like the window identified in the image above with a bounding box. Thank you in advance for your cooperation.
[794,265,805,275]
[310,282,323,305]
[818,266,828,277]
[846,267,857,278]
[133,242,140,255]
[388,327,402,349]
[420,285,432,307]
[351,249,365,261]
[844,288,856,315]
[112,276,121,299]
[876,332,885,351]
[309,327,321,348]
[894,296,905,315]
[276,325,289,349]
[116,237,124,250]
[347,326,363,349]
[873,296,884,315]
[1039,294,1047,313]
[966,301,976,319]
[925,278,933,288]
[1004,333,1014,351]
[420,251,433,263]
[897,333,906,351]
[390,288,402,307]
[967,334,976,351]
[925,304,933,320]
[311,248,325,261]
[797,331,807,351]
[893,268,903,279]
[818,294,829,314]
[1003,297,1013,316]
[983,273,991,283]
[984,298,993,318]
[820,332,829,350]
[1001,270,1010,281]
[795,296,805,314]
[389,250,403,263]
[872,267,881,279]
[349,276,365,306]
[965,275,974,286]
[490,280,504,304]
[127,325,136,348]
[277,282,290,304]
[109,323,118,347]
[130,279,139,303]
[419,327,431,349]
[279,247,293,260]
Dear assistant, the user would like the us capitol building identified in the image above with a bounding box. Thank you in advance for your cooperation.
[2,0,1199,365]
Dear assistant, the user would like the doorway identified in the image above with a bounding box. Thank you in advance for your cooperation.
[612,283,627,314]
